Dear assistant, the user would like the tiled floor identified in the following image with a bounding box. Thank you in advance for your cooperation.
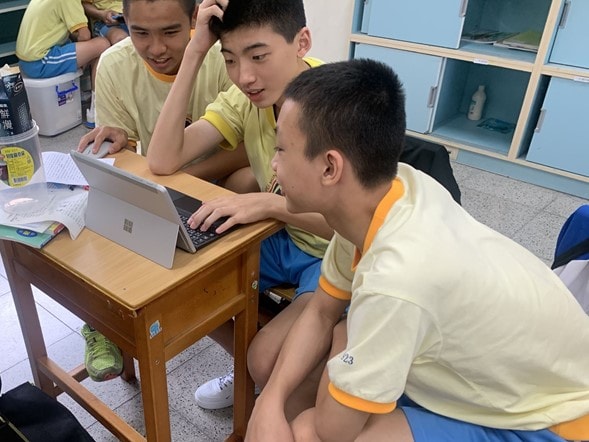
[1,124,588,441]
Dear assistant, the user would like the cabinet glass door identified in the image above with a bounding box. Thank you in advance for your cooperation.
[354,44,444,134]
[363,0,466,48]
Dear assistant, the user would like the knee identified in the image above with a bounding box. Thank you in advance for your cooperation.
[247,328,277,387]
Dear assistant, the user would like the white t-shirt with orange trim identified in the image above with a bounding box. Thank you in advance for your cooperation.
[321,163,589,438]
[95,37,232,155]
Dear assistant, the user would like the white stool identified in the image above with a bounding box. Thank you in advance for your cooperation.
[22,69,83,136]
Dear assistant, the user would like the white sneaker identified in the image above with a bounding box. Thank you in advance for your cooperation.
[194,372,262,410]
[195,372,234,409]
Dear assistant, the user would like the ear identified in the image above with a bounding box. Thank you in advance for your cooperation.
[295,27,312,58]
[321,149,344,186]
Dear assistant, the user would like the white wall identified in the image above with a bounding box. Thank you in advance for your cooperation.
[303,0,354,62]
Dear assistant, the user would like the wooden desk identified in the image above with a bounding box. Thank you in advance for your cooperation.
[1,150,280,441]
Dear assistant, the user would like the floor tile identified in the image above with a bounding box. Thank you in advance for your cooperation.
[460,187,542,239]
[459,168,559,209]
[0,292,74,372]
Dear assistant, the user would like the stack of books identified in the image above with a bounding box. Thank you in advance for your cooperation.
[493,30,542,53]
[462,29,542,53]
[0,221,65,249]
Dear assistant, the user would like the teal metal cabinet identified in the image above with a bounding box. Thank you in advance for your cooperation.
[549,0,589,69]
[527,77,589,178]
[361,0,467,49]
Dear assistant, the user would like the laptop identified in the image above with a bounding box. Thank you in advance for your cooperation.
[70,150,229,268]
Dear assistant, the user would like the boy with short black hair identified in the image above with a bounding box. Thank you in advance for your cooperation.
[148,0,332,410]
[246,58,589,442]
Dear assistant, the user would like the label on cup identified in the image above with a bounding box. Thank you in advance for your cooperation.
[0,146,35,187]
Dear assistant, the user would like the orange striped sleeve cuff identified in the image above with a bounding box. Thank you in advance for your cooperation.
[328,382,396,414]
[319,275,351,301]
[201,111,238,150]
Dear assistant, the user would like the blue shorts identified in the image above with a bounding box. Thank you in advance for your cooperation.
[19,43,78,78]
[399,397,565,442]
[259,229,322,300]
[93,20,128,38]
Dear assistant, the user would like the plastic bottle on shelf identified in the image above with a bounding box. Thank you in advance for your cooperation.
[467,85,486,121]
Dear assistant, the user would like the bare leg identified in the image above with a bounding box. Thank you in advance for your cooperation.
[248,294,327,419]
[105,28,128,45]
[291,321,414,442]
[75,37,110,90]
[248,294,312,388]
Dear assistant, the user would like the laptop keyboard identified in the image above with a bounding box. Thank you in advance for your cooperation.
[178,213,223,248]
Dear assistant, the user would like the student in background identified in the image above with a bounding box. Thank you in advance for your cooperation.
[16,0,109,129]
[82,0,129,127]
[147,0,332,411]
[246,58,589,442]
[82,0,129,46]
[75,0,255,383]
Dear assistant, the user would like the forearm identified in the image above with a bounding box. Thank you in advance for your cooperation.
[82,2,104,20]
[148,48,208,175]
[182,143,250,182]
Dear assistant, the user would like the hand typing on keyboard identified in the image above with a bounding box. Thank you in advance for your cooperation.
[188,192,284,233]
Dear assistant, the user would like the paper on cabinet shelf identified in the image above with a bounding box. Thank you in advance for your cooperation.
[0,183,87,239]
[42,151,115,186]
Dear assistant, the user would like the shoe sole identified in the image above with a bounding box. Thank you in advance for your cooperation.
[194,392,233,410]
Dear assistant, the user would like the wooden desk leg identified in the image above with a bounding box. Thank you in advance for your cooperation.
[134,312,171,441]
[0,241,55,396]
[121,351,137,382]
[229,245,261,441]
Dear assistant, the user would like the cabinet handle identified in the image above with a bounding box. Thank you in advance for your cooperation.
[558,0,571,28]
[535,109,546,133]
[427,86,438,108]
[458,0,468,17]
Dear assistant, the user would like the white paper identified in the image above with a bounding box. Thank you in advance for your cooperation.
[0,183,87,239]
[42,151,115,186]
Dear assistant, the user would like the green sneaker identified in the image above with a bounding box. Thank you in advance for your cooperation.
[81,324,123,382]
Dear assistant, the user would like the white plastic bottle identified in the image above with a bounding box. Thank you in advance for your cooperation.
[467,85,486,121]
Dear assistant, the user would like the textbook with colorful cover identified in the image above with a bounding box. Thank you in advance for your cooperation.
[0,221,65,249]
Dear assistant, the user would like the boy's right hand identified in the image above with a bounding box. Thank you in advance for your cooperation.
[77,127,129,155]
[188,0,228,56]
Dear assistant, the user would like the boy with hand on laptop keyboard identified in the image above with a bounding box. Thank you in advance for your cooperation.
[147,0,333,411]
[75,0,257,383]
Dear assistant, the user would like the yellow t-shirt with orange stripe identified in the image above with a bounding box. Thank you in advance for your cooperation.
[321,163,589,438]
[16,0,88,61]
[95,38,232,154]
[201,57,328,259]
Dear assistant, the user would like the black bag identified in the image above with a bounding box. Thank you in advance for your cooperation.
[0,378,95,442]
[401,136,462,205]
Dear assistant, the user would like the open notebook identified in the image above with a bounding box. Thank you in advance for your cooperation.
[70,150,229,268]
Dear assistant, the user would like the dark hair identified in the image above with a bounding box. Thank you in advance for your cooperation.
[123,0,196,20]
[283,59,406,188]
[210,0,306,43]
